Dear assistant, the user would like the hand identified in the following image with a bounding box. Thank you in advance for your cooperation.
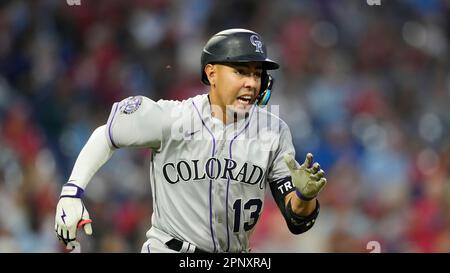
[284,153,327,201]
[55,197,93,249]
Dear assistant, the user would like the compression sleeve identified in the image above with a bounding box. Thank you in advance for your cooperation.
[269,178,320,234]
[67,125,114,190]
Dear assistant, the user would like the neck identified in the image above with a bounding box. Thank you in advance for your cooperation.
[208,91,228,124]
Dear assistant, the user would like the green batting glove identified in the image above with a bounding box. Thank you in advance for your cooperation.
[283,153,327,201]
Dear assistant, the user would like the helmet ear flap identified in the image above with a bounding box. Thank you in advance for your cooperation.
[257,72,274,108]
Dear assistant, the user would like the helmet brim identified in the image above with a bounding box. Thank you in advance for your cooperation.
[261,59,279,70]
[215,56,280,70]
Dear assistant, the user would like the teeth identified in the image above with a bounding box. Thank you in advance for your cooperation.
[240,96,252,100]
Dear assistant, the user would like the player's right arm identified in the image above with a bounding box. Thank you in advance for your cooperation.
[55,96,168,249]
[55,125,113,249]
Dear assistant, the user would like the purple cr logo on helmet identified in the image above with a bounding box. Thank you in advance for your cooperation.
[250,35,264,54]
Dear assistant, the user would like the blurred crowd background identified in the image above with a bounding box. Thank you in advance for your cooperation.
[1,0,449,252]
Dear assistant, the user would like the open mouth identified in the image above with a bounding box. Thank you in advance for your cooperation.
[237,95,253,105]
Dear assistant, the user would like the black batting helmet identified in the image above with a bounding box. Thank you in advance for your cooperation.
[201,28,279,85]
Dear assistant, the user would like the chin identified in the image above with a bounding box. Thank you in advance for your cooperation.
[229,103,253,114]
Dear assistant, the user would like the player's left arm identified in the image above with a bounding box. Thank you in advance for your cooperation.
[282,153,326,233]
[269,172,323,235]
[268,123,326,234]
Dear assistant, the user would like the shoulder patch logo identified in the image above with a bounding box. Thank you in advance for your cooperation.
[120,96,142,114]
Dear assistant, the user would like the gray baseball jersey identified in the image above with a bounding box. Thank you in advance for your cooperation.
[106,94,295,253]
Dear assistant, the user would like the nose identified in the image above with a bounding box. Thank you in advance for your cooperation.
[243,74,260,90]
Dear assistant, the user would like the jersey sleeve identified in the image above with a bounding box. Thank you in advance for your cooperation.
[267,121,296,184]
[105,96,171,150]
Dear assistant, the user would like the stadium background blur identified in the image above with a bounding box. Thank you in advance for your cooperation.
[0,0,449,252]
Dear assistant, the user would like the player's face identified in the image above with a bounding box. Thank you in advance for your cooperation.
[214,62,262,113]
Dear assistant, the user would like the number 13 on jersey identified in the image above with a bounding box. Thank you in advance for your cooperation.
[232,198,263,232]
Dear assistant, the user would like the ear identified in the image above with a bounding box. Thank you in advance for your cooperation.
[204,64,216,86]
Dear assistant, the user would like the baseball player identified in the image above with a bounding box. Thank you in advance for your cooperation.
[55,28,327,253]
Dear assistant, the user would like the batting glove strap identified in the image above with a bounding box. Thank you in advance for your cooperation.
[295,189,316,201]
[60,183,85,198]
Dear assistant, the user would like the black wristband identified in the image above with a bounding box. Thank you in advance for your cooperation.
[286,199,320,227]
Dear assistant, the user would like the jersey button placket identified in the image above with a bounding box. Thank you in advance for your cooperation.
[214,125,229,251]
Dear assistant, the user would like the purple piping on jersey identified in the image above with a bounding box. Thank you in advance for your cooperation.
[107,102,120,149]
[192,100,217,253]
[150,153,160,219]
[226,105,257,252]
[147,243,151,253]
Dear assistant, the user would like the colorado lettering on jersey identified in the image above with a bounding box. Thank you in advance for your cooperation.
[162,158,265,189]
